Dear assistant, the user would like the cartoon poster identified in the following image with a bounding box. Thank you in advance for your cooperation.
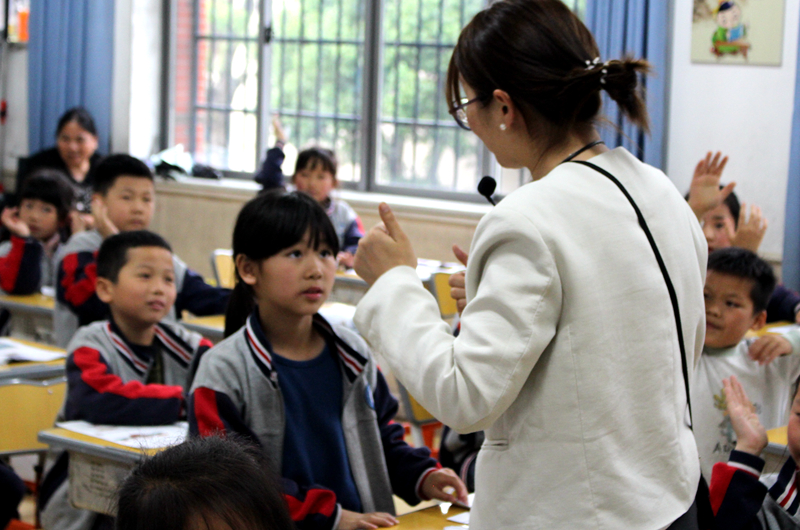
[692,0,785,65]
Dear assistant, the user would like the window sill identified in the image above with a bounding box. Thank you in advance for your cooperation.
[155,175,492,223]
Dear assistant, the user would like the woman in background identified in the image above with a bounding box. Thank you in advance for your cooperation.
[20,107,101,213]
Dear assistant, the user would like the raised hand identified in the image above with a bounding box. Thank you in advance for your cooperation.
[1,207,30,238]
[338,509,398,530]
[688,151,734,220]
[731,203,767,253]
[91,197,119,239]
[354,203,417,286]
[722,376,767,456]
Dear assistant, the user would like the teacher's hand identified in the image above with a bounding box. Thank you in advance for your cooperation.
[354,203,417,286]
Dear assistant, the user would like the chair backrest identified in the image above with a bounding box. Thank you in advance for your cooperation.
[431,271,458,319]
[211,249,236,289]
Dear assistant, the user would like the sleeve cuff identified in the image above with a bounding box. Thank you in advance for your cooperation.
[415,465,441,501]
[330,504,342,530]
[728,449,765,477]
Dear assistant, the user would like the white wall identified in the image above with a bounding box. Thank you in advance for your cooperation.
[667,0,800,260]
[1,45,28,186]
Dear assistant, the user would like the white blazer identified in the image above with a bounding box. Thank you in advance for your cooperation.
[355,148,706,530]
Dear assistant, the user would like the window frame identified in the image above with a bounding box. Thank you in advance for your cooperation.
[163,0,589,203]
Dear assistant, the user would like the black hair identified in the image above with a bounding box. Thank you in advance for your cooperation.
[56,107,97,137]
[97,230,172,283]
[18,169,76,222]
[722,188,741,228]
[446,0,651,160]
[707,247,776,313]
[92,154,153,195]
[115,435,294,530]
[294,147,338,180]
[224,190,339,337]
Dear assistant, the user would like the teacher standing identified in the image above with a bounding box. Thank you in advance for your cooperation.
[353,1,706,529]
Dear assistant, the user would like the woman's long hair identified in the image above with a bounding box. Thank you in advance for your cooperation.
[223,190,340,337]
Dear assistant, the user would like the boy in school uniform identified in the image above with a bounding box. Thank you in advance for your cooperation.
[708,375,800,529]
[0,169,76,294]
[39,230,214,530]
[693,247,800,480]
[53,154,229,347]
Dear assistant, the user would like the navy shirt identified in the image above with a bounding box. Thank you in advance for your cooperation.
[273,343,362,512]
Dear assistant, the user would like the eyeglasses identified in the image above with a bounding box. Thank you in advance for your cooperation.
[449,96,482,131]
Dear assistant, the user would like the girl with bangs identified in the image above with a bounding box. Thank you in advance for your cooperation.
[188,191,467,530]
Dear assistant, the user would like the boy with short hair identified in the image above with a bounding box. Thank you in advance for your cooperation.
[54,154,229,347]
[693,247,800,480]
[708,375,800,529]
[0,169,76,294]
[39,230,214,530]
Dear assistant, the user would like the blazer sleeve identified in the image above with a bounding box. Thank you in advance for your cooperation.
[175,268,231,317]
[708,450,767,530]
[254,146,287,189]
[57,251,108,325]
[64,347,184,425]
[0,236,43,294]
[355,207,562,432]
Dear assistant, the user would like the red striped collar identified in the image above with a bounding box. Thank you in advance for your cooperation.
[245,311,367,381]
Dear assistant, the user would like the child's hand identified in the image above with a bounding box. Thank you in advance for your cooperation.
[355,204,417,285]
[68,210,92,234]
[688,151,734,220]
[723,376,768,456]
[731,203,768,253]
[749,334,792,365]
[337,509,398,530]
[337,251,355,269]
[1,207,30,238]
[272,115,287,145]
[91,197,119,239]
[420,468,469,506]
[448,245,469,315]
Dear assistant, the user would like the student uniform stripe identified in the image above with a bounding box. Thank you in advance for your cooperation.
[777,478,798,508]
[245,319,272,369]
[104,323,148,374]
[154,326,193,365]
[728,460,761,478]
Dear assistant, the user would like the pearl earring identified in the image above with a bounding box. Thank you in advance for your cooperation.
[499,124,507,131]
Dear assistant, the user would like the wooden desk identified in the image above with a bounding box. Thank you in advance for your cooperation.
[38,427,469,527]
[0,340,66,455]
[0,292,56,343]
[38,427,165,515]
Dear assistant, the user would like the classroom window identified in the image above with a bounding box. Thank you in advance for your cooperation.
[167,0,586,199]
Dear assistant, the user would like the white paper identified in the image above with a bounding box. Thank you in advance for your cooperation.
[56,420,188,450]
[0,338,65,365]
[447,512,471,525]
[40,286,55,298]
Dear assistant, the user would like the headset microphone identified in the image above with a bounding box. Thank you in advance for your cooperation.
[477,176,497,206]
